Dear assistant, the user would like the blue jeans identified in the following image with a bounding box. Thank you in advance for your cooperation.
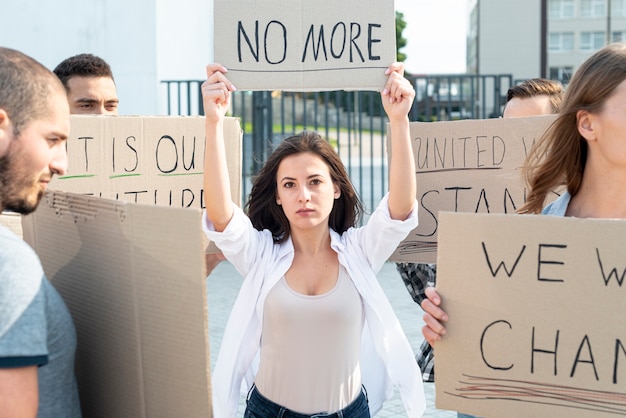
[458,413,481,418]
[244,384,370,418]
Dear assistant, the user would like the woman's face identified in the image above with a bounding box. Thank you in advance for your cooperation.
[275,152,340,233]
[584,78,626,170]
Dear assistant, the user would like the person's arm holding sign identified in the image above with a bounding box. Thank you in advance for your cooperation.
[201,64,236,232]
[383,62,416,220]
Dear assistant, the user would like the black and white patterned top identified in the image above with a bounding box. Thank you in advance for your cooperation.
[395,262,436,382]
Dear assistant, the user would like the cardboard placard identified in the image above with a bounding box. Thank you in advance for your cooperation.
[390,115,558,264]
[213,0,396,91]
[22,191,211,417]
[49,115,242,209]
[435,212,626,417]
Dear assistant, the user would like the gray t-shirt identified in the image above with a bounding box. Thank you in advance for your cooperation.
[0,225,81,417]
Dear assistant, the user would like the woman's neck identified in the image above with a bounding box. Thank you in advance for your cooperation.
[289,224,332,256]
[568,165,626,219]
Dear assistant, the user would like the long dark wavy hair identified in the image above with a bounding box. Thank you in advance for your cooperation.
[246,131,364,243]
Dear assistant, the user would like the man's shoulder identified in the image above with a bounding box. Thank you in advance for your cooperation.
[0,225,40,264]
[0,225,44,315]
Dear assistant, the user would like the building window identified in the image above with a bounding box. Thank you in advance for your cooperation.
[580,0,607,17]
[549,32,575,52]
[580,31,605,51]
[612,30,626,42]
[550,67,573,84]
[549,0,575,18]
[612,0,626,17]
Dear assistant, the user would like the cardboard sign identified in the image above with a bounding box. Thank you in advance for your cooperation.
[435,212,626,417]
[49,115,242,209]
[390,115,558,264]
[22,191,211,417]
[213,0,396,91]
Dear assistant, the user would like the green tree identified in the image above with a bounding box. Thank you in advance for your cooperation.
[396,11,408,63]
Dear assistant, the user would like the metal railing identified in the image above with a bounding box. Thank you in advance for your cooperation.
[161,73,514,214]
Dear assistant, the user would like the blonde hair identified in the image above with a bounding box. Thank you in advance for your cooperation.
[518,43,626,214]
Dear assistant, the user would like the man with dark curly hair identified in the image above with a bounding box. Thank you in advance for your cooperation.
[54,53,119,115]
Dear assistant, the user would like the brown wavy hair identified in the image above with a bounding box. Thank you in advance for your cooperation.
[518,43,626,214]
[246,131,364,243]
[504,78,564,114]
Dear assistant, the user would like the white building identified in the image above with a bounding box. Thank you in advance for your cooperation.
[1,0,215,115]
[548,0,626,81]
[467,0,626,82]
[466,0,543,81]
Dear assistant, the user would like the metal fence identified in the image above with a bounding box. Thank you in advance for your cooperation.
[161,74,514,214]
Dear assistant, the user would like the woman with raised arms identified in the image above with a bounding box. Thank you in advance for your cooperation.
[201,63,425,417]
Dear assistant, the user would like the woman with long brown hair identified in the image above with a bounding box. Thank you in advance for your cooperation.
[421,42,626,362]
[202,62,425,418]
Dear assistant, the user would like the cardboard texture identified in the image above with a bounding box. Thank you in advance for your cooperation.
[22,191,211,418]
[47,114,242,253]
[49,115,242,208]
[435,212,626,417]
[389,114,558,263]
[213,0,396,91]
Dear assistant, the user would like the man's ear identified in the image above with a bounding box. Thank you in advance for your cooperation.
[577,109,596,142]
[0,109,13,155]
[0,108,9,131]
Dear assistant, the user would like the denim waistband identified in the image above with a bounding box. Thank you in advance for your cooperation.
[245,384,369,418]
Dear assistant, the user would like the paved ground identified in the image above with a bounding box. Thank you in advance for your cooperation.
[206,260,457,417]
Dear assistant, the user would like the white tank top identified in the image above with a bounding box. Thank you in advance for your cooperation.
[255,266,364,414]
